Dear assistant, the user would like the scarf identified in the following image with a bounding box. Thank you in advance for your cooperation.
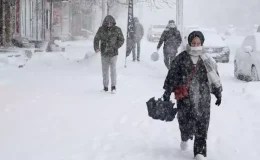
[186,45,222,90]
[200,53,222,90]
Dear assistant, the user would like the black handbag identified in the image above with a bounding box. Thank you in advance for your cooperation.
[146,97,177,122]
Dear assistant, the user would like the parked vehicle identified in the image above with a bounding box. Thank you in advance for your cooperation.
[183,27,230,63]
[234,33,260,81]
[147,24,166,42]
[0,49,32,68]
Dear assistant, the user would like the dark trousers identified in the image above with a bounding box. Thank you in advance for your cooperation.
[177,106,209,157]
[132,40,141,60]
[163,51,177,69]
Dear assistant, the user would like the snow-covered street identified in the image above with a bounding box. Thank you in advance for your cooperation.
[1,38,260,160]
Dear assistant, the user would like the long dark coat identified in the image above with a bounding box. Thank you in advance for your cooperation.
[163,51,222,141]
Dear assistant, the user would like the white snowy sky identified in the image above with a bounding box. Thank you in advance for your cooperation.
[111,0,260,33]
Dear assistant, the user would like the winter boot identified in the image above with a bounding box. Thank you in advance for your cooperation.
[195,154,206,160]
[111,86,117,94]
[103,87,108,92]
[133,59,136,62]
[180,141,188,151]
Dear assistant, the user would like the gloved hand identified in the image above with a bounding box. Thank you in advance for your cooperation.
[215,97,221,106]
[163,90,171,101]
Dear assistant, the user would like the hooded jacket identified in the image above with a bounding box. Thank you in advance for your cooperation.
[157,27,182,54]
[94,15,125,57]
[133,17,144,41]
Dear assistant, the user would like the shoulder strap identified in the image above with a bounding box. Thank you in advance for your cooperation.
[187,63,199,87]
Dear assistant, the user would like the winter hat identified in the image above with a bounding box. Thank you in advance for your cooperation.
[168,20,175,24]
[188,31,205,46]
[166,23,176,29]
[102,15,116,26]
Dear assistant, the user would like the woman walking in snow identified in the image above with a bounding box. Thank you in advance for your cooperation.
[162,31,223,160]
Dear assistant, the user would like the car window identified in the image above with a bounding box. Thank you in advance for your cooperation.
[242,36,256,50]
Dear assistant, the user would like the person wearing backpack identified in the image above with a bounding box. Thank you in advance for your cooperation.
[157,20,182,69]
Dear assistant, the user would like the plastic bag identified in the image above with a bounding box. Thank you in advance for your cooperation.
[151,51,159,61]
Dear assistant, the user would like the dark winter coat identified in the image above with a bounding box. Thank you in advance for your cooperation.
[134,22,144,42]
[163,51,222,140]
[157,28,182,54]
[94,15,125,57]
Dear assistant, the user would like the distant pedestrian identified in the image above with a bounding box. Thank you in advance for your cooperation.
[157,20,182,69]
[94,15,125,94]
[132,17,144,61]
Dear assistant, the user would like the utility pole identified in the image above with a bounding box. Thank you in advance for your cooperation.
[107,0,109,15]
[101,0,107,25]
[36,0,39,41]
[50,0,53,41]
[2,0,6,46]
[0,0,3,46]
[176,0,183,36]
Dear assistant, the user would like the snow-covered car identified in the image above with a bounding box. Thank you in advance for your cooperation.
[147,24,166,42]
[183,28,230,63]
[234,33,260,81]
[0,49,32,68]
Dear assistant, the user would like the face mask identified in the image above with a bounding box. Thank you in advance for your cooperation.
[190,46,203,51]
[189,46,203,57]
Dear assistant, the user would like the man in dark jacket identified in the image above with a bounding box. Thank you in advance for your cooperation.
[132,17,144,61]
[94,15,125,93]
[157,20,182,69]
